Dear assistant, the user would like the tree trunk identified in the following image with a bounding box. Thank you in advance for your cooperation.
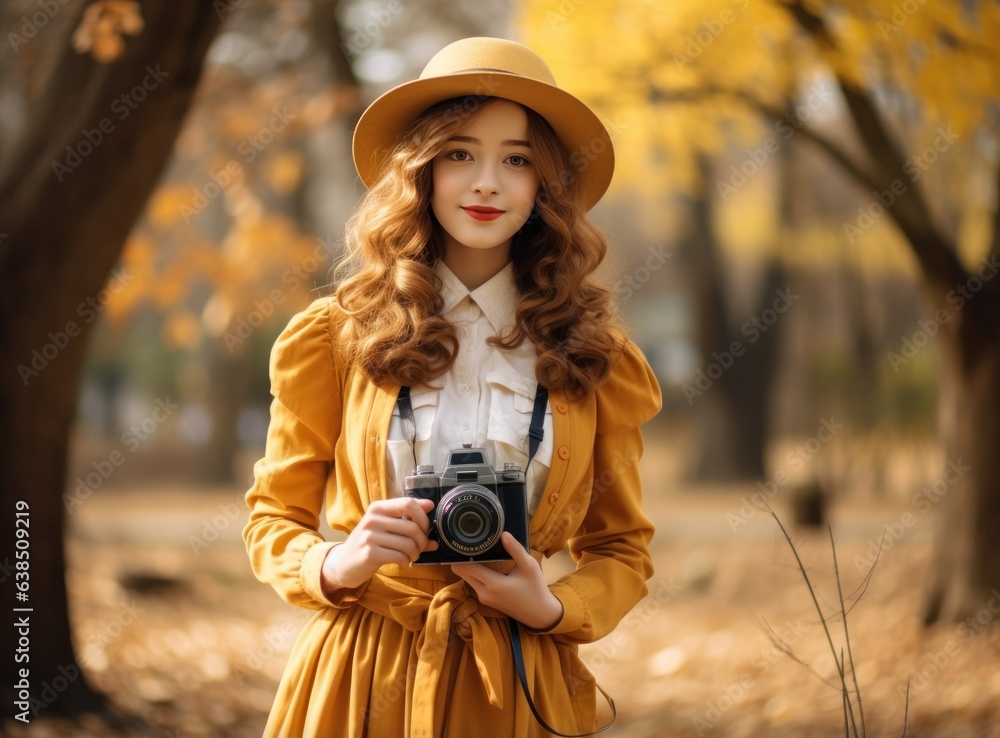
[0,2,223,721]
[688,155,783,482]
[922,261,1000,624]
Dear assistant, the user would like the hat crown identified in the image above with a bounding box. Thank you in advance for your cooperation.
[418,37,557,86]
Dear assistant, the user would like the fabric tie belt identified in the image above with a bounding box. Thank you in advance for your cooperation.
[355,570,513,738]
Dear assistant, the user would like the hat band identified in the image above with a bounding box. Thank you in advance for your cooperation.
[431,66,525,77]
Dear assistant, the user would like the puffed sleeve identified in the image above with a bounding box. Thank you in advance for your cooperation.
[527,339,662,643]
[242,297,355,610]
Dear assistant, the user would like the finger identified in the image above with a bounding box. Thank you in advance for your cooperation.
[375,498,433,535]
[399,497,435,532]
[375,515,433,545]
[368,531,423,563]
[501,531,531,565]
[451,563,488,585]
[453,568,483,596]
[453,562,503,588]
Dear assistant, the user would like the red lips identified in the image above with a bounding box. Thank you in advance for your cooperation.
[461,206,505,222]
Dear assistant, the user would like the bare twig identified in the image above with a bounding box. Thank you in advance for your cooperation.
[840,650,850,738]
[901,679,911,737]
[764,502,859,735]
[829,524,867,737]
[757,617,840,691]
[843,532,883,617]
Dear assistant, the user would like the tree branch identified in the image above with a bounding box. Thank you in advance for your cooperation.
[646,84,882,196]
[777,0,968,293]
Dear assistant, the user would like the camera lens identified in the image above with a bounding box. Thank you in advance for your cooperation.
[456,510,485,539]
[437,484,504,556]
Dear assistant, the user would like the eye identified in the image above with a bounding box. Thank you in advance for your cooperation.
[506,154,531,167]
[445,150,471,161]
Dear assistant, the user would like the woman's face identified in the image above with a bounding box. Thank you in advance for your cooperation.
[431,99,540,259]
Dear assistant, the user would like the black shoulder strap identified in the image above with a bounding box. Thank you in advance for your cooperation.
[526,384,547,472]
[396,385,417,471]
[508,618,617,736]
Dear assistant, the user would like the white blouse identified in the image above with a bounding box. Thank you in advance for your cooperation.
[385,259,553,517]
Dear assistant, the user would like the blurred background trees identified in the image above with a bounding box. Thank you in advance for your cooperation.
[519,0,1000,624]
[1,0,998,728]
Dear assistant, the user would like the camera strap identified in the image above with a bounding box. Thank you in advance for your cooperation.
[507,618,618,736]
[396,385,418,471]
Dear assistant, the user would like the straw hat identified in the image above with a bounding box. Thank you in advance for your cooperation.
[352,37,614,212]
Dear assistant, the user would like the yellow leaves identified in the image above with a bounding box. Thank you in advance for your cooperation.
[73,1,143,63]
[518,0,997,278]
[264,151,304,195]
[161,311,202,350]
[148,187,194,229]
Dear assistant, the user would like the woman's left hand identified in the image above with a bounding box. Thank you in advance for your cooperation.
[451,532,563,631]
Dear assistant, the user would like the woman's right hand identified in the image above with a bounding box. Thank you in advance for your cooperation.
[321,497,439,591]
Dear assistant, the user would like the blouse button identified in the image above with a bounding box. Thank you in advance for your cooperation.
[462,421,470,430]
[548,492,559,504]
[556,402,568,413]
[558,445,570,460]
[459,383,470,393]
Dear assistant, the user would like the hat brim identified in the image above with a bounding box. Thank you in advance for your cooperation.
[352,71,614,212]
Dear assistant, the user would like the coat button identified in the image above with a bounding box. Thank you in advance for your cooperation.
[556,402,568,413]
[548,492,559,504]
[558,445,570,460]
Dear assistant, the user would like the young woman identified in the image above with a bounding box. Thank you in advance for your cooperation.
[243,36,662,737]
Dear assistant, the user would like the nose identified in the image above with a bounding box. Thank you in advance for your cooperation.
[471,161,500,196]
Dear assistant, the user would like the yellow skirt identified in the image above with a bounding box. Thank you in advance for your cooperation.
[263,566,598,738]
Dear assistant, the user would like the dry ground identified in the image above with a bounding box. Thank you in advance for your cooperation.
[5,424,1000,737]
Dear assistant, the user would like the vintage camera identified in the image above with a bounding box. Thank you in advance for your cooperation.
[405,445,530,564]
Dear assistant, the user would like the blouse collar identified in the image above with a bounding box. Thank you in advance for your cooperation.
[434,258,519,335]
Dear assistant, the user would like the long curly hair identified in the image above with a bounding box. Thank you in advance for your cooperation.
[331,95,628,402]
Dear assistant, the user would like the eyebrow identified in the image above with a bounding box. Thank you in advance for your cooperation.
[445,135,531,147]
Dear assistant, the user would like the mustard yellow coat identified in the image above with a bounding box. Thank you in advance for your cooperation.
[243,297,663,737]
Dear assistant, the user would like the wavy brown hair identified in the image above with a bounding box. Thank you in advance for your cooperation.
[331,95,628,402]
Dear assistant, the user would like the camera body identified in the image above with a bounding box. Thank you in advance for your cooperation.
[405,446,530,564]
